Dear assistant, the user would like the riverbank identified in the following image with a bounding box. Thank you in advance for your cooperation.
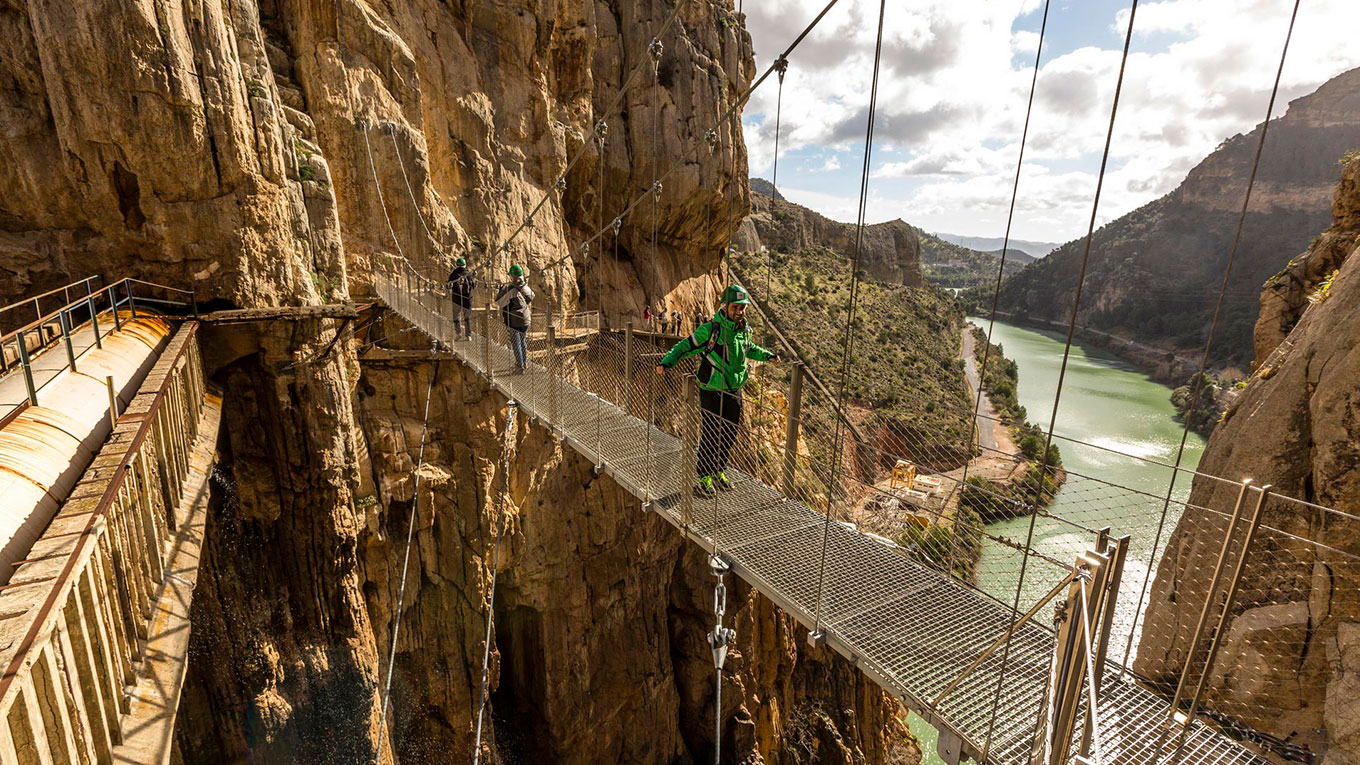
[969,317,1207,624]
[981,309,1198,386]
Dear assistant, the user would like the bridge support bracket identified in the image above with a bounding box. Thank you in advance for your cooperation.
[594,462,606,475]
[806,630,826,649]
[936,728,963,765]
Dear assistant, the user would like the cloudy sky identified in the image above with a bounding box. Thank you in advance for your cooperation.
[740,0,1360,245]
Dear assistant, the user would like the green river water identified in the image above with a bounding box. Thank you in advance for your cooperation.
[908,318,1207,763]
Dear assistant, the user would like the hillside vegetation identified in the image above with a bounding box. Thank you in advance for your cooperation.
[734,245,973,468]
[919,230,1027,290]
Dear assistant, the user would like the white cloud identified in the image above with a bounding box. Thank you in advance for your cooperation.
[741,0,1360,241]
[819,156,841,172]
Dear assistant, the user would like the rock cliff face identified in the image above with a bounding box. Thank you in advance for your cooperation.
[1,0,909,761]
[996,67,1360,368]
[1134,156,1360,764]
[736,189,923,287]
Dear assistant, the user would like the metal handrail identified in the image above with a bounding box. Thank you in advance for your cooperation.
[0,275,101,318]
[0,277,198,411]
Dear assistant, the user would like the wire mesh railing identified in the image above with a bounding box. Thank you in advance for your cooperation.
[374,268,1347,765]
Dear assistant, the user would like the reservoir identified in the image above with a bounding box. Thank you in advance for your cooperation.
[910,317,1207,763]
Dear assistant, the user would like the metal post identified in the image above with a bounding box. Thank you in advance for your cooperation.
[547,325,559,424]
[32,297,41,324]
[1093,535,1130,691]
[60,308,77,372]
[17,335,38,406]
[680,375,697,527]
[88,296,102,349]
[482,301,493,383]
[126,279,137,318]
[624,322,634,414]
[111,285,122,331]
[1038,549,1110,765]
[781,361,804,497]
[1162,479,1254,727]
[1169,485,1274,760]
[106,376,119,428]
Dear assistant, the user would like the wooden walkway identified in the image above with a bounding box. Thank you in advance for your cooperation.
[378,278,1275,765]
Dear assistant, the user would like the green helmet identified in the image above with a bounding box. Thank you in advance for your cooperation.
[509,264,524,277]
[721,284,750,306]
[455,257,467,266]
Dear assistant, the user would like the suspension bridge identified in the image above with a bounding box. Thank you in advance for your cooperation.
[0,0,1348,761]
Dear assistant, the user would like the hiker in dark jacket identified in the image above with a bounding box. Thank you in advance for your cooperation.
[655,284,779,497]
[446,257,475,339]
[495,264,535,373]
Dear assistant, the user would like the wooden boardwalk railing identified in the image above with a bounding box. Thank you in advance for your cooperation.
[0,322,219,765]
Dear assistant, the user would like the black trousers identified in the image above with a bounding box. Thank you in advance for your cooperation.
[697,387,742,478]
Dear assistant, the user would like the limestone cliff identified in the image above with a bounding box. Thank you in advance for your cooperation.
[1134,155,1360,764]
[995,67,1360,369]
[1,0,910,761]
[736,189,923,287]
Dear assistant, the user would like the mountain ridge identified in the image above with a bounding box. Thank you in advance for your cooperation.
[991,66,1360,370]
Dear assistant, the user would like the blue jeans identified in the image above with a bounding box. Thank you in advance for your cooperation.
[510,327,528,369]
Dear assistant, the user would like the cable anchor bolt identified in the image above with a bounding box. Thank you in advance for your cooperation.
[380,121,397,134]
[648,38,664,71]
[356,117,371,132]
[708,624,736,670]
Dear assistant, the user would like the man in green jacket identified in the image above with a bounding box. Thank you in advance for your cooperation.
[655,285,780,497]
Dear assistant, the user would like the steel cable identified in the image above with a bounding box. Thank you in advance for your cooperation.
[472,402,519,764]
[1119,0,1303,679]
[375,347,440,762]
[981,1,1140,760]
[810,0,888,635]
[476,0,693,272]
[948,0,1052,590]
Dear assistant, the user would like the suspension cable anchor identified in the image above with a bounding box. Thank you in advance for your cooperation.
[652,180,663,200]
[708,624,736,670]
[555,176,567,191]
[648,38,664,70]
[379,121,396,134]
[704,128,718,152]
[708,554,730,579]
[806,630,826,648]
[356,117,371,131]
[612,216,623,234]
[774,54,789,80]
[595,119,609,140]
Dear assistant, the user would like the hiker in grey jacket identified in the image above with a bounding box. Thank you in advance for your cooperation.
[495,264,535,372]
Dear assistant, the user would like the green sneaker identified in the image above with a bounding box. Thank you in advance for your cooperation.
[715,471,734,492]
[694,475,717,498]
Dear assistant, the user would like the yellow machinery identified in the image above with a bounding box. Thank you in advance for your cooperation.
[890,459,917,492]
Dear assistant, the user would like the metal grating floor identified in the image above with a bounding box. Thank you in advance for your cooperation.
[379,282,1276,765]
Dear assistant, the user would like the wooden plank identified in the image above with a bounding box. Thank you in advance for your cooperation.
[198,304,358,324]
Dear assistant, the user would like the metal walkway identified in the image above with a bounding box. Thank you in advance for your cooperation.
[376,277,1274,765]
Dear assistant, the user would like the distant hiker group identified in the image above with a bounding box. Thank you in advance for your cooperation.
[446,259,535,374]
[644,306,700,335]
[445,259,780,495]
